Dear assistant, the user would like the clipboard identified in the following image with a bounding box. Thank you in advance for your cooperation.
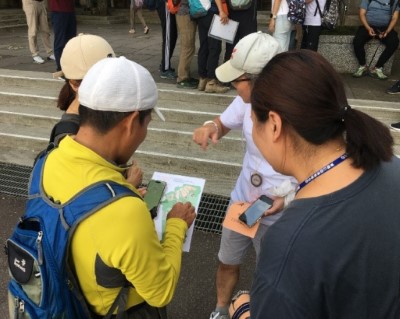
[222,202,259,238]
[208,14,239,44]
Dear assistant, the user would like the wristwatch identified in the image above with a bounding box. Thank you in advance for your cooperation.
[270,13,277,19]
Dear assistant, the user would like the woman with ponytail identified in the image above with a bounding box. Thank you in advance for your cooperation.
[249,50,400,318]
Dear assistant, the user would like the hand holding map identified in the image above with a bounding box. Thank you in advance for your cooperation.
[151,172,206,252]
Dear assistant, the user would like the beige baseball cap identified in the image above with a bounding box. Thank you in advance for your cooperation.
[55,33,115,80]
[78,56,165,121]
[216,31,281,83]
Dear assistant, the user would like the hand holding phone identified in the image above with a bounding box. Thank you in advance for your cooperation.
[238,195,273,228]
[143,180,166,219]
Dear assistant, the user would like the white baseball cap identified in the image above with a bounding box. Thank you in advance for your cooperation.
[78,56,165,121]
[216,31,281,83]
[56,33,115,80]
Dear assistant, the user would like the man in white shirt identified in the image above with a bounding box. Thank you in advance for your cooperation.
[193,32,297,319]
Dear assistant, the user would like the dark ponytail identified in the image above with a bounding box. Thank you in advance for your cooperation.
[56,79,81,111]
[344,107,393,170]
[251,50,393,170]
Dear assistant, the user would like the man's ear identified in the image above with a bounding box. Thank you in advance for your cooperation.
[125,111,140,136]
[268,111,283,142]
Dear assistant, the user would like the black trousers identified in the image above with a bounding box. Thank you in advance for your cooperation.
[301,25,322,51]
[51,12,77,71]
[196,11,222,80]
[353,25,399,68]
[157,3,177,71]
[223,2,257,61]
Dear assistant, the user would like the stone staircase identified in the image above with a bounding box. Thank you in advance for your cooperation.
[0,69,400,198]
[0,10,26,30]
[0,68,242,197]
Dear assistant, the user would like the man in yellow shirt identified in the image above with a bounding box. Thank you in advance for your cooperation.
[42,56,195,318]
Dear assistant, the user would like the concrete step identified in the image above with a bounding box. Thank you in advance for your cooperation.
[0,18,25,27]
[0,24,26,31]
[0,131,241,196]
[0,69,243,196]
[0,111,244,160]
[1,69,400,198]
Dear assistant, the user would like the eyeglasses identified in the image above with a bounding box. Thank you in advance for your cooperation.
[231,78,251,84]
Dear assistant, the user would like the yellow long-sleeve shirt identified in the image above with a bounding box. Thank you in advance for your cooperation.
[42,136,187,315]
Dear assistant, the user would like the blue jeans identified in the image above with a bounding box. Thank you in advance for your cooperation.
[273,15,292,52]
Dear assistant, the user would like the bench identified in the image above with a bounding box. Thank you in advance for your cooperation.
[318,35,395,75]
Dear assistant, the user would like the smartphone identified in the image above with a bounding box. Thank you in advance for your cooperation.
[238,195,273,228]
[144,180,166,219]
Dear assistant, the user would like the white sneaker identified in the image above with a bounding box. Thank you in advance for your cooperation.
[47,54,55,61]
[33,55,45,64]
[209,311,229,319]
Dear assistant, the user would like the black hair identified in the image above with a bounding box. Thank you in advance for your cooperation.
[251,50,393,170]
[78,105,152,134]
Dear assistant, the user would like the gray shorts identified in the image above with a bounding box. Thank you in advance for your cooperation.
[217,223,269,265]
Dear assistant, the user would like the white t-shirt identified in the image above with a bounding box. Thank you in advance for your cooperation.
[220,96,297,226]
[271,0,289,16]
[304,0,327,26]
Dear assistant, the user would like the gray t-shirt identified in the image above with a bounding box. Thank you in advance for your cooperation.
[361,0,399,27]
[251,157,400,318]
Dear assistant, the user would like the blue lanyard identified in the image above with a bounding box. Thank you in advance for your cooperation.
[296,153,349,194]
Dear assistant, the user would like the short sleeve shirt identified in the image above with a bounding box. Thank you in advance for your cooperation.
[360,0,400,27]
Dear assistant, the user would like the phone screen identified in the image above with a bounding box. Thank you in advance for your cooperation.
[239,195,273,227]
[144,180,166,219]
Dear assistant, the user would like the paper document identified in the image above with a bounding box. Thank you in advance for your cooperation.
[222,202,259,238]
[151,172,206,252]
[208,14,239,44]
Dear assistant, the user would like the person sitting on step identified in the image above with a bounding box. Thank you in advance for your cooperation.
[352,0,400,80]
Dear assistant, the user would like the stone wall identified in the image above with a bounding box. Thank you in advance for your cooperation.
[318,35,395,74]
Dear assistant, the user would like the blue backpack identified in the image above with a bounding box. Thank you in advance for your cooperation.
[6,153,140,319]
[188,0,211,18]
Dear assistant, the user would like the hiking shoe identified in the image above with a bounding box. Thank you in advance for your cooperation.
[160,69,176,79]
[198,77,208,91]
[188,77,199,85]
[386,80,400,94]
[205,79,230,93]
[33,55,45,64]
[209,311,229,319]
[177,78,197,89]
[369,67,388,80]
[129,29,135,34]
[352,65,368,78]
[144,26,149,34]
[390,121,400,132]
[47,54,55,61]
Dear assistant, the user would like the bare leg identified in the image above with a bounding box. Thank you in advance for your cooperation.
[135,7,147,29]
[216,262,240,308]
[129,7,135,30]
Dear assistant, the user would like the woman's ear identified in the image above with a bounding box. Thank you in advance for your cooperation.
[268,111,283,142]
[68,80,79,93]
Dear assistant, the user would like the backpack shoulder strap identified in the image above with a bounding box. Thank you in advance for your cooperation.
[315,0,323,16]
[28,148,51,197]
[63,181,142,319]
[62,181,141,230]
[49,120,80,144]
